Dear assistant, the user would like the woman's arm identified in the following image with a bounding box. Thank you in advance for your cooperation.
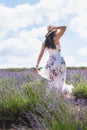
[36,43,46,71]
[53,26,66,42]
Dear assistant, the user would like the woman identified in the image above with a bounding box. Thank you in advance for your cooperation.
[36,25,73,94]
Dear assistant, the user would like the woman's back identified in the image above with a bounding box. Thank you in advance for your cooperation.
[47,44,61,55]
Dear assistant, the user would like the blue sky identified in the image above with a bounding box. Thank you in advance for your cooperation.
[0,0,40,7]
[0,0,87,68]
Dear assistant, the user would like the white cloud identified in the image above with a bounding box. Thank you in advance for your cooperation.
[0,0,87,37]
[0,0,87,68]
[69,0,87,39]
[77,47,87,56]
[0,33,41,64]
[65,56,87,67]
[0,26,47,68]
[65,56,75,66]
[0,0,71,33]
[75,62,87,67]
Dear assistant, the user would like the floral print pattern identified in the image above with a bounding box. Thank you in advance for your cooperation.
[39,45,74,93]
[45,53,66,81]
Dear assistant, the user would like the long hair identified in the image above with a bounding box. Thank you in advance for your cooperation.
[45,32,56,49]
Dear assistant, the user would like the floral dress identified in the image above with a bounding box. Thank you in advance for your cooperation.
[39,44,74,94]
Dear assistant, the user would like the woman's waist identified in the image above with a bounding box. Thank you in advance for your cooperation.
[49,53,65,63]
[49,51,61,57]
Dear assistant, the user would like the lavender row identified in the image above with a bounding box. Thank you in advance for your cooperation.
[0,67,86,86]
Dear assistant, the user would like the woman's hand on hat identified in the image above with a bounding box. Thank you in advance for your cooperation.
[47,25,55,32]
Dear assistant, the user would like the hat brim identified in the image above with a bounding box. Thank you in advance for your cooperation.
[46,29,56,38]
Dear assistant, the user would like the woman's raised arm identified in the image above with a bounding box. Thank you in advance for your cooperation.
[54,26,66,42]
[48,25,66,43]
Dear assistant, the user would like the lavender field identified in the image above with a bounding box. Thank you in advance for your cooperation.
[0,67,87,130]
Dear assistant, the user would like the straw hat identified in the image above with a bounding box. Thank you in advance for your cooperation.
[46,29,56,38]
[45,25,56,38]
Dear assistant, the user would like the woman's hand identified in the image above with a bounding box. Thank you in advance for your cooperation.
[47,25,55,32]
[35,65,39,73]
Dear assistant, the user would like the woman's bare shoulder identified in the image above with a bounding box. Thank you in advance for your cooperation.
[42,42,45,45]
[41,42,46,50]
[54,39,60,45]
[42,42,46,47]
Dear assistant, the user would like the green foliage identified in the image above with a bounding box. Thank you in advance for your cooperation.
[23,81,46,110]
[73,73,85,84]
[0,79,47,122]
[0,74,87,130]
[67,66,87,69]
[73,82,87,99]
[5,68,27,72]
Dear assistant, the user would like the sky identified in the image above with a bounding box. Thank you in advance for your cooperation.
[0,0,87,68]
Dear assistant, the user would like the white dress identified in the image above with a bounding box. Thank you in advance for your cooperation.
[39,44,74,94]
